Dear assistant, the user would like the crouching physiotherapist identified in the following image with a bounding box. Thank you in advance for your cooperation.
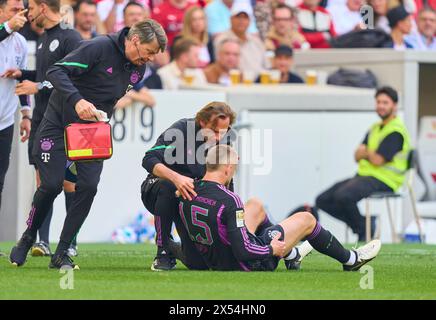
[10,19,167,269]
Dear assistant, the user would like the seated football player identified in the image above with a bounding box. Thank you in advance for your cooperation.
[175,144,381,272]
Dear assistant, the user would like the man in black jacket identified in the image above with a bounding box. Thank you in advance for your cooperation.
[10,19,167,269]
[2,0,82,257]
[141,101,236,271]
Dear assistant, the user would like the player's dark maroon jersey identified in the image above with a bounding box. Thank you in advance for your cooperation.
[178,180,274,271]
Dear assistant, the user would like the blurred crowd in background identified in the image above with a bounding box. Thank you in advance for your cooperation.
[17,0,436,90]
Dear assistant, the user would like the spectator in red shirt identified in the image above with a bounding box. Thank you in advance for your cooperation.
[297,0,336,48]
[415,0,436,12]
[151,0,195,47]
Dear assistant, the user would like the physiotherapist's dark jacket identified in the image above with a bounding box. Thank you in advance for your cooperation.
[44,27,146,126]
[143,118,236,187]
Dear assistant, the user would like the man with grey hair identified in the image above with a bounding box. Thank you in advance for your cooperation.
[178,145,382,272]
[10,18,167,270]
[204,37,240,85]
[405,8,436,51]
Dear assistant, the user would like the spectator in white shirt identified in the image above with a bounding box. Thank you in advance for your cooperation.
[0,0,30,214]
[157,37,207,89]
[214,1,266,78]
[327,0,365,35]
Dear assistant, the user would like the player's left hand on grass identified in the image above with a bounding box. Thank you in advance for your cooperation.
[15,80,38,95]
[270,233,286,258]
[20,118,31,142]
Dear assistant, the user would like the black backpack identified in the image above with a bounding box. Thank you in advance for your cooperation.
[330,29,393,48]
[327,68,378,88]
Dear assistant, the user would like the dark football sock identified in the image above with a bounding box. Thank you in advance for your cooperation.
[306,221,351,264]
[64,191,78,247]
[71,234,78,247]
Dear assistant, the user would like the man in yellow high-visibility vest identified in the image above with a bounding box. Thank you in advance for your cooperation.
[316,86,411,241]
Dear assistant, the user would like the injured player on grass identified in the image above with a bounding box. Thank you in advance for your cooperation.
[171,145,381,272]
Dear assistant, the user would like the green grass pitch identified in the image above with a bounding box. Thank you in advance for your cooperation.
[0,242,435,300]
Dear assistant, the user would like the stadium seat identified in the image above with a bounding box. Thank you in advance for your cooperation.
[364,150,424,243]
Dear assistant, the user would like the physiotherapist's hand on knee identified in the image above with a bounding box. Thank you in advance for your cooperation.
[174,174,197,201]
[75,99,97,121]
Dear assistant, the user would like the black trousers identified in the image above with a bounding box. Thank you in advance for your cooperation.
[141,177,208,270]
[26,118,103,246]
[30,118,78,244]
[0,124,14,210]
[27,118,40,166]
[315,175,392,235]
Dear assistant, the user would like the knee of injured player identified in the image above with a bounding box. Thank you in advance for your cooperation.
[293,211,317,233]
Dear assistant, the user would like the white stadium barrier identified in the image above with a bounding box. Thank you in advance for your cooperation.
[2,49,436,244]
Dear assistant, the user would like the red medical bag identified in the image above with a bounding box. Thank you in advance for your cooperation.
[64,122,113,161]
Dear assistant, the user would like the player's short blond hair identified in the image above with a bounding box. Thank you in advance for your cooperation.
[206,145,238,172]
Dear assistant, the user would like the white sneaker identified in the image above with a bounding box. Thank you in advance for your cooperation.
[343,239,381,271]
